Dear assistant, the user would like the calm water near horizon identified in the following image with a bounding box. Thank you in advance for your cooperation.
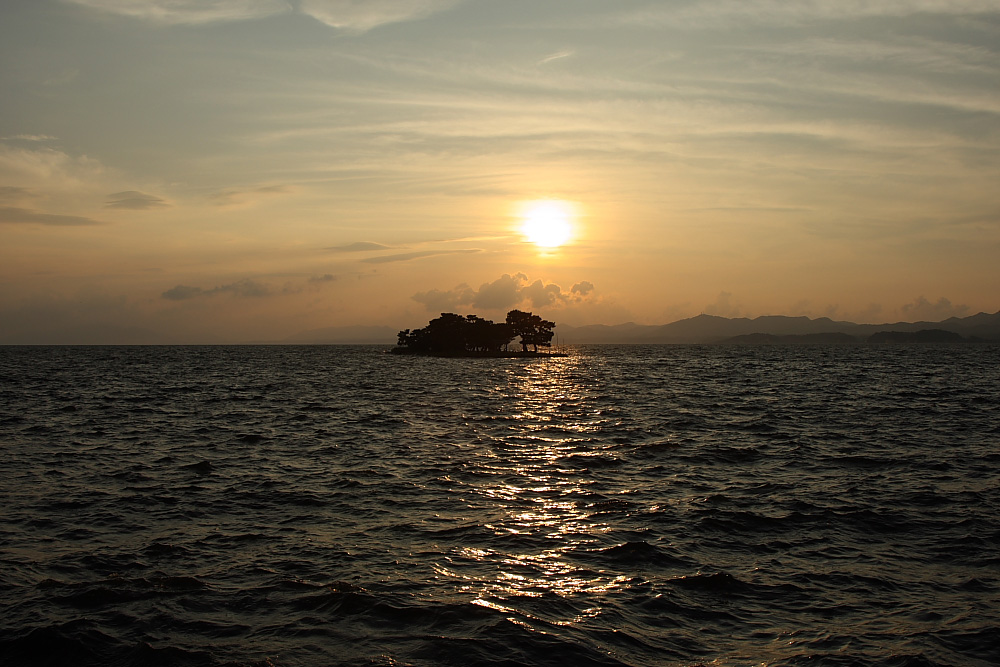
[1,344,998,666]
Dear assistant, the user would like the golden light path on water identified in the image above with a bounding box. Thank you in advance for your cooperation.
[433,355,634,629]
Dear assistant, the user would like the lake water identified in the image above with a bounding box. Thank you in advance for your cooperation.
[1,344,998,666]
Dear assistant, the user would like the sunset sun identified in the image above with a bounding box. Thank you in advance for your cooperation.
[519,201,575,248]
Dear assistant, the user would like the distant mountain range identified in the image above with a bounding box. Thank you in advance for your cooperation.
[283,311,1000,345]
[557,311,1000,344]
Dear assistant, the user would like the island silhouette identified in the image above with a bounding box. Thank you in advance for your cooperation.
[393,310,566,357]
[272,310,1000,345]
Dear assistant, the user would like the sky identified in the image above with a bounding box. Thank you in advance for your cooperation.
[2,0,999,343]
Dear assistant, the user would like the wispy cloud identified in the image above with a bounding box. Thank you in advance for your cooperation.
[735,36,1000,76]
[2,134,59,142]
[325,241,392,252]
[161,278,273,300]
[0,186,34,203]
[327,241,393,252]
[207,185,292,207]
[161,285,204,301]
[65,0,464,30]
[621,0,1000,29]
[0,206,102,226]
[0,143,106,188]
[308,273,337,283]
[62,0,289,25]
[538,50,574,66]
[299,0,463,32]
[362,249,479,264]
[105,191,168,210]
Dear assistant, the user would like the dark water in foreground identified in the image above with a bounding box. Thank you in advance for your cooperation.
[1,344,998,667]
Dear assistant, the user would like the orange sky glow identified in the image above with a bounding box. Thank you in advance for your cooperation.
[1,1,998,342]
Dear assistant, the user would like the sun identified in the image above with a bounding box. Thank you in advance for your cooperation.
[519,201,574,248]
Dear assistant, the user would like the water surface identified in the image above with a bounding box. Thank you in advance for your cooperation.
[1,344,998,666]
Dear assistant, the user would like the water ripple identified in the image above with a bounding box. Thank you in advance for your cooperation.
[1,344,998,666]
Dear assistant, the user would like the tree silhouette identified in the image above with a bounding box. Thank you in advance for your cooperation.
[505,309,555,352]
[396,310,555,355]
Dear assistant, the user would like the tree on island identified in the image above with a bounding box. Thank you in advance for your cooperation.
[505,309,555,352]
[396,310,555,355]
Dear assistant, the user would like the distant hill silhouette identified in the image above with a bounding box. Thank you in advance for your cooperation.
[558,315,864,344]
[867,329,966,344]
[557,311,1000,344]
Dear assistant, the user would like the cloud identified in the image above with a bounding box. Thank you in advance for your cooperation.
[66,0,463,30]
[624,0,1000,29]
[328,241,393,252]
[309,273,338,283]
[208,185,292,207]
[105,191,168,210]
[299,0,462,32]
[519,279,568,309]
[209,279,272,298]
[3,134,58,142]
[412,273,597,313]
[538,51,574,66]
[704,291,744,318]
[0,143,105,187]
[900,296,970,321]
[0,206,102,226]
[62,0,289,25]
[0,186,34,203]
[361,249,479,264]
[161,279,272,300]
[162,285,205,300]
[411,285,476,312]
[472,273,525,310]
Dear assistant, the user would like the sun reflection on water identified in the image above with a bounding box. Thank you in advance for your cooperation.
[438,354,632,627]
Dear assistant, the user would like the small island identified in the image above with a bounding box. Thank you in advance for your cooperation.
[392,310,566,357]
